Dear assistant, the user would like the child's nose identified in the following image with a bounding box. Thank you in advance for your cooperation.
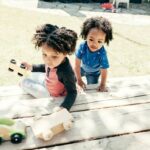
[93,41,98,47]
[91,44,97,49]
[45,58,52,65]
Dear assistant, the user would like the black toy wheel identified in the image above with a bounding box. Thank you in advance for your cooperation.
[0,137,3,145]
[8,59,16,72]
[10,59,16,64]
[18,73,23,76]
[8,67,14,72]
[11,133,23,144]
[18,64,25,76]
[20,64,25,69]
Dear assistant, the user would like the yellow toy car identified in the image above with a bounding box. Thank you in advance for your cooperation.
[0,118,26,144]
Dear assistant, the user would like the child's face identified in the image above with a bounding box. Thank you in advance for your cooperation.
[41,44,67,69]
[86,28,106,52]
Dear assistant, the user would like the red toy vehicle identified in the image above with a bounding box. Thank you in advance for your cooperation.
[100,3,114,10]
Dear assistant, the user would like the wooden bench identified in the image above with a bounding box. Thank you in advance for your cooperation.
[0,75,150,150]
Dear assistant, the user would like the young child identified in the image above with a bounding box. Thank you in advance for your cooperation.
[20,24,78,111]
[75,16,113,92]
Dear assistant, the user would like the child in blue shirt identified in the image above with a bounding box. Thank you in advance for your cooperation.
[75,16,113,92]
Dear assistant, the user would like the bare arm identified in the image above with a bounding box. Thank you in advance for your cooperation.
[74,57,86,89]
[98,69,108,92]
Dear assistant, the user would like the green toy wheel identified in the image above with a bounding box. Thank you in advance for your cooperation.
[11,133,23,144]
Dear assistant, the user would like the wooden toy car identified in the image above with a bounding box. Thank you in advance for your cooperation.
[31,109,73,141]
[8,59,30,77]
[0,118,26,144]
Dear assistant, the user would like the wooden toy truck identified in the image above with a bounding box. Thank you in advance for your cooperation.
[31,109,73,141]
[8,59,30,77]
[0,118,26,144]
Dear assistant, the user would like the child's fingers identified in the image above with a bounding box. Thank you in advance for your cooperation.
[97,87,108,92]
[82,83,86,90]
[21,62,32,70]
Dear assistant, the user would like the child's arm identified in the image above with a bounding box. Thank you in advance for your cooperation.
[98,69,108,92]
[75,58,86,89]
[21,63,45,72]
[21,62,33,71]
[60,70,77,111]
[32,64,45,72]
[56,58,77,111]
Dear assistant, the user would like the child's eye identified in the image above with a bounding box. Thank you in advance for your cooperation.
[52,56,58,59]
[42,54,47,57]
[89,39,93,41]
[98,41,102,44]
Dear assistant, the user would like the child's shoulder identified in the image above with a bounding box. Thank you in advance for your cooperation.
[77,41,88,52]
[78,41,87,48]
[99,46,107,55]
[58,57,73,72]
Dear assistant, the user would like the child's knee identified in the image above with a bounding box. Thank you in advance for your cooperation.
[20,78,32,89]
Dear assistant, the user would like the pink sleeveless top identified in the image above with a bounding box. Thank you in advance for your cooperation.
[45,67,67,97]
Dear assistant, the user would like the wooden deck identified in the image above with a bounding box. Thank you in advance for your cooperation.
[0,75,150,150]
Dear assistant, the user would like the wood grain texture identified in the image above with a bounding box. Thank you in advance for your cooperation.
[0,76,149,150]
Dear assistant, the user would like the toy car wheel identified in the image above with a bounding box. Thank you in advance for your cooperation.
[11,133,23,144]
[8,67,14,72]
[0,137,3,145]
[20,64,26,69]
[42,130,54,141]
[18,64,25,76]
[8,59,16,72]
[10,59,16,64]
[63,121,72,130]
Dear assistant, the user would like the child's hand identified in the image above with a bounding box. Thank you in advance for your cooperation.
[77,79,86,90]
[97,85,108,92]
[21,62,32,71]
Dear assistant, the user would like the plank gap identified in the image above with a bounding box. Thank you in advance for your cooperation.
[23,129,150,150]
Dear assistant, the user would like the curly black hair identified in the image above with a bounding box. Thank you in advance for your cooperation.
[80,16,113,45]
[32,24,78,55]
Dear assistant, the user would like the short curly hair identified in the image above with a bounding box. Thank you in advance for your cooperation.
[81,16,113,45]
[32,24,78,55]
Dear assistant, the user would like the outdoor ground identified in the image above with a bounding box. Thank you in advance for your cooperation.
[0,1,150,86]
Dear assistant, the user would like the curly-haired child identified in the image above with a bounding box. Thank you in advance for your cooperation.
[20,24,78,111]
[75,16,113,92]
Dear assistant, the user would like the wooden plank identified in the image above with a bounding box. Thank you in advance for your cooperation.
[0,83,149,104]
[0,94,34,101]
[0,75,150,99]
[0,93,150,118]
[0,85,33,101]
[1,103,150,150]
[40,131,150,150]
[0,97,56,118]
[0,89,150,118]
[71,95,150,111]
[0,85,26,96]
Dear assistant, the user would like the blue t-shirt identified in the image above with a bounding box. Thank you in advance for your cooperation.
[75,41,109,73]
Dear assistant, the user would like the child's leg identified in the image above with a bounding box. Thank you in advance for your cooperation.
[86,71,100,85]
[20,72,50,98]
[80,67,100,84]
